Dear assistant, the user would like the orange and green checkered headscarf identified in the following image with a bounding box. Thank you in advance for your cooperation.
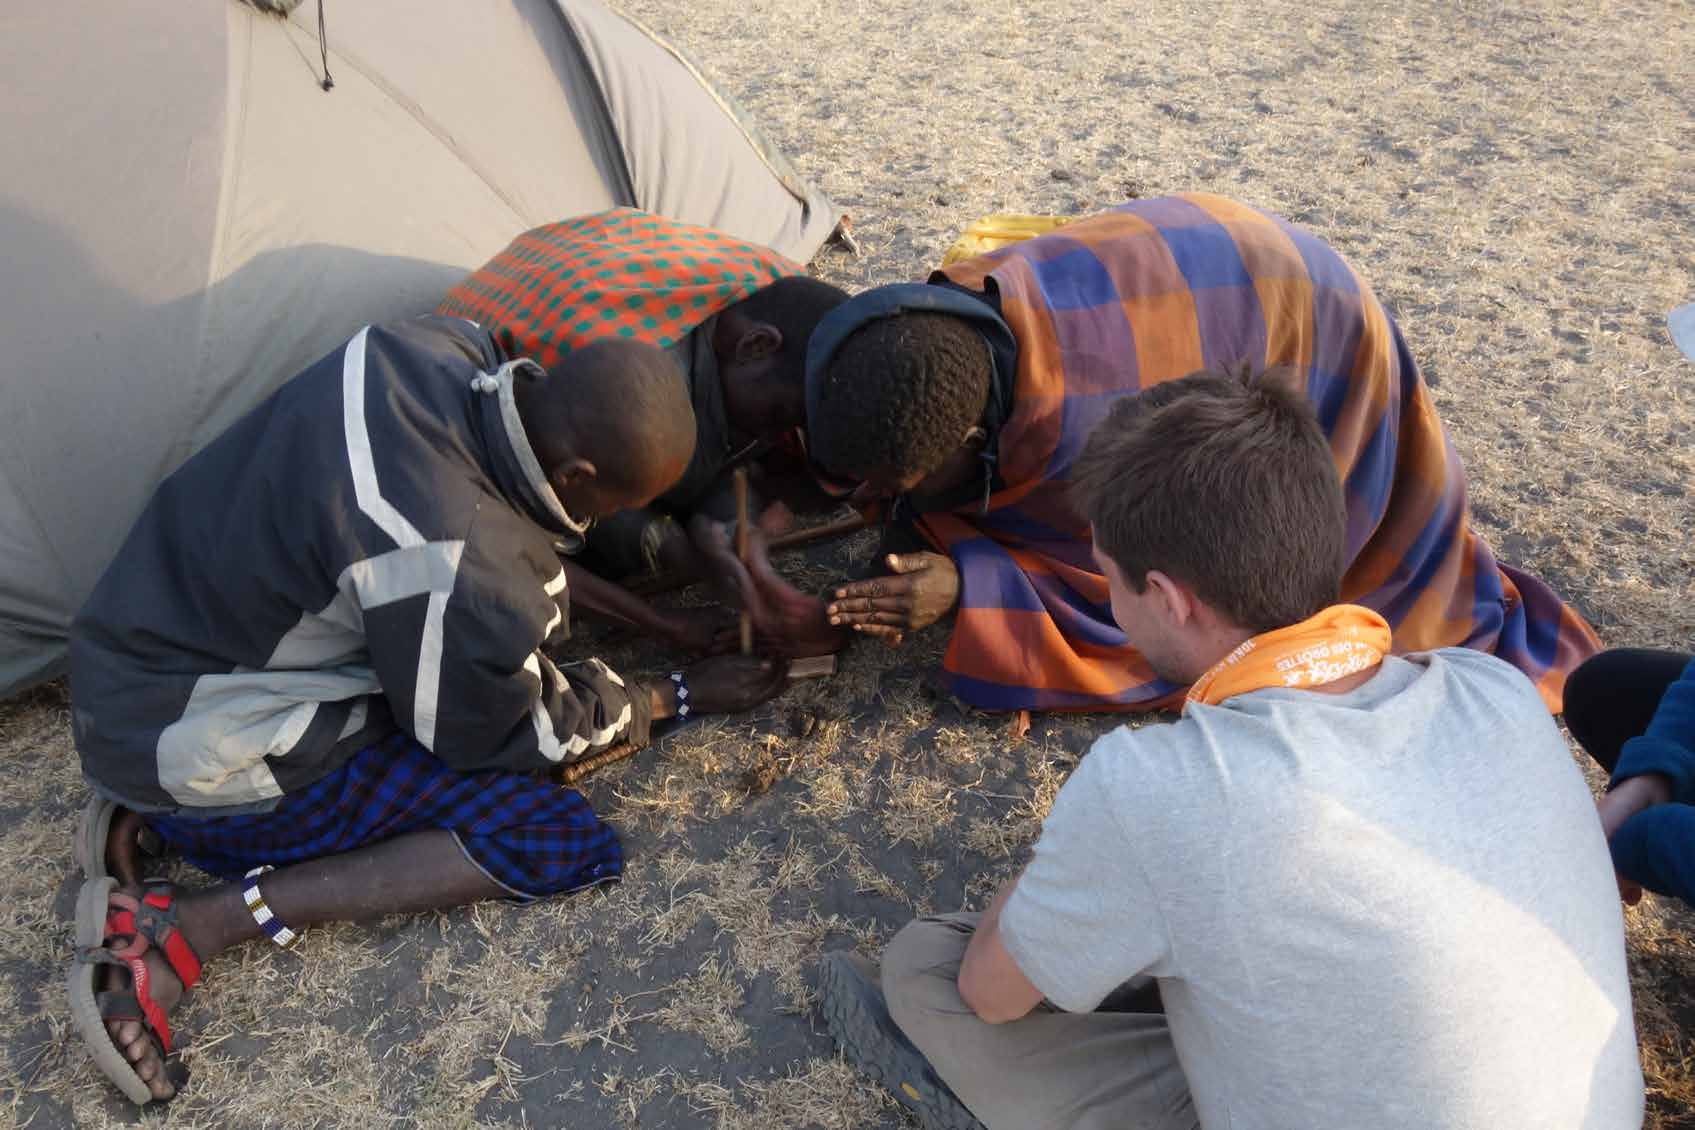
[437,209,801,372]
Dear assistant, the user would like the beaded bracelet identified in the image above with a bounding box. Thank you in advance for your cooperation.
[669,670,691,720]
[242,865,301,950]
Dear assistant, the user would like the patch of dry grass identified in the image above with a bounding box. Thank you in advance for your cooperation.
[2,0,1692,1125]
[673,1058,900,1130]
[654,957,751,1055]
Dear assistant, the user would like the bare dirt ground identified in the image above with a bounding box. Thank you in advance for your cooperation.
[2,0,1691,1126]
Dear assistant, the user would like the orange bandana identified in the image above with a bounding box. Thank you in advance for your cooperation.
[1184,604,1392,711]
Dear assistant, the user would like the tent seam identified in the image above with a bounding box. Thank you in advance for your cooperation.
[550,1,639,210]
[284,12,529,228]
[604,4,813,207]
[178,2,257,481]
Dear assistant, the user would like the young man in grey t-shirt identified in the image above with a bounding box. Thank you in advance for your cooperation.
[820,365,1643,1129]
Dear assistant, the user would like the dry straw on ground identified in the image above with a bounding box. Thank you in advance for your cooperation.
[1,0,1691,1125]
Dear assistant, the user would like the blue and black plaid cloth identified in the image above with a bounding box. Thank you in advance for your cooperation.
[146,733,622,900]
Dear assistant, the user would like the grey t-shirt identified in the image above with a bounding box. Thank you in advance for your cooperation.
[1000,648,1643,1130]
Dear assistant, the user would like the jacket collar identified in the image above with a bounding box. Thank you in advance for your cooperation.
[472,359,591,546]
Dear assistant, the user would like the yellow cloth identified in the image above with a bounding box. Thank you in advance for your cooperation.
[1184,605,1392,711]
[940,213,1074,265]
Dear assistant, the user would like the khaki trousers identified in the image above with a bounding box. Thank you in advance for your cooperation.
[882,912,1200,1130]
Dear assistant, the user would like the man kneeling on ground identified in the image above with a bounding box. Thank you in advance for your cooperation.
[439,209,851,658]
[66,317,787,1104]
[821,364,1643,1129]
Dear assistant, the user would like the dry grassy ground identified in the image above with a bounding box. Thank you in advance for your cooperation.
[2,0,1691,1125]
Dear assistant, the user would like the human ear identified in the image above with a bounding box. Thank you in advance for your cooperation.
[551,456,597,487]
[735,324,782,362]
[1144,570,1194,627]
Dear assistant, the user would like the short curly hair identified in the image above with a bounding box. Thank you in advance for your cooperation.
[808,312,992,481]
[727,276,849,389]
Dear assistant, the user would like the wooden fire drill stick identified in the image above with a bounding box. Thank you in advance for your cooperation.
[623,513,869,597]
[559,741,640,785]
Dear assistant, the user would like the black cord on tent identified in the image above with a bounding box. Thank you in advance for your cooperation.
[317,0,334,91]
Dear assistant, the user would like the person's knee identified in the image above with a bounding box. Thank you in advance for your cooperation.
[884,915,971,988]
[1562,650,1625,757]
[454,823,623,901]
[882,914,976,1030]
[1561,652,1606,726]
[1563,649,1692,773]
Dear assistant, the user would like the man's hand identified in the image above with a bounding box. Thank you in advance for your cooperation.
[826,552,960,644]
[560,557,730,658]
[685,654,790,713]
[1598,774,1671,839]
[691,515,848,656]
[689,513,766,614]
[1597,773,1672,906]
[663,606,734,656]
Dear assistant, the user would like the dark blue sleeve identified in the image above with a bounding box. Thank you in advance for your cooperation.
[1612,654,1695,804]
[1609,804,1695,906]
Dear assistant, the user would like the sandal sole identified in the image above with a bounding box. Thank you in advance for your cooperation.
[72,796,114,880]
[65,877,157,1105]
[74,795,166,882]
[818,952,984,1130]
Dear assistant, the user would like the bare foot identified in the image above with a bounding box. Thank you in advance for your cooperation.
[98,890,191,1101]
[104,810,150,887]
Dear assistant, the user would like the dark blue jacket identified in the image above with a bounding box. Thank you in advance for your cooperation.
[1609,655,1695,903]
[71,318,651,814]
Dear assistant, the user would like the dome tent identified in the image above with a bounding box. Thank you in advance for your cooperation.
[0,0,840,698]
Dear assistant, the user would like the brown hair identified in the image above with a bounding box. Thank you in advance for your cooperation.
[1070,363,1347,632]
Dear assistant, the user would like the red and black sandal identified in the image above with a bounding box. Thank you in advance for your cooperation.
[66,877,203,1104]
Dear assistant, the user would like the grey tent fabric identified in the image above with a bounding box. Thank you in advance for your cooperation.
[0,0,839,699]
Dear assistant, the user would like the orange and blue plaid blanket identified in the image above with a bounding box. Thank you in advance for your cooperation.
[923,193,1599,713]
[437,209,800,369]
